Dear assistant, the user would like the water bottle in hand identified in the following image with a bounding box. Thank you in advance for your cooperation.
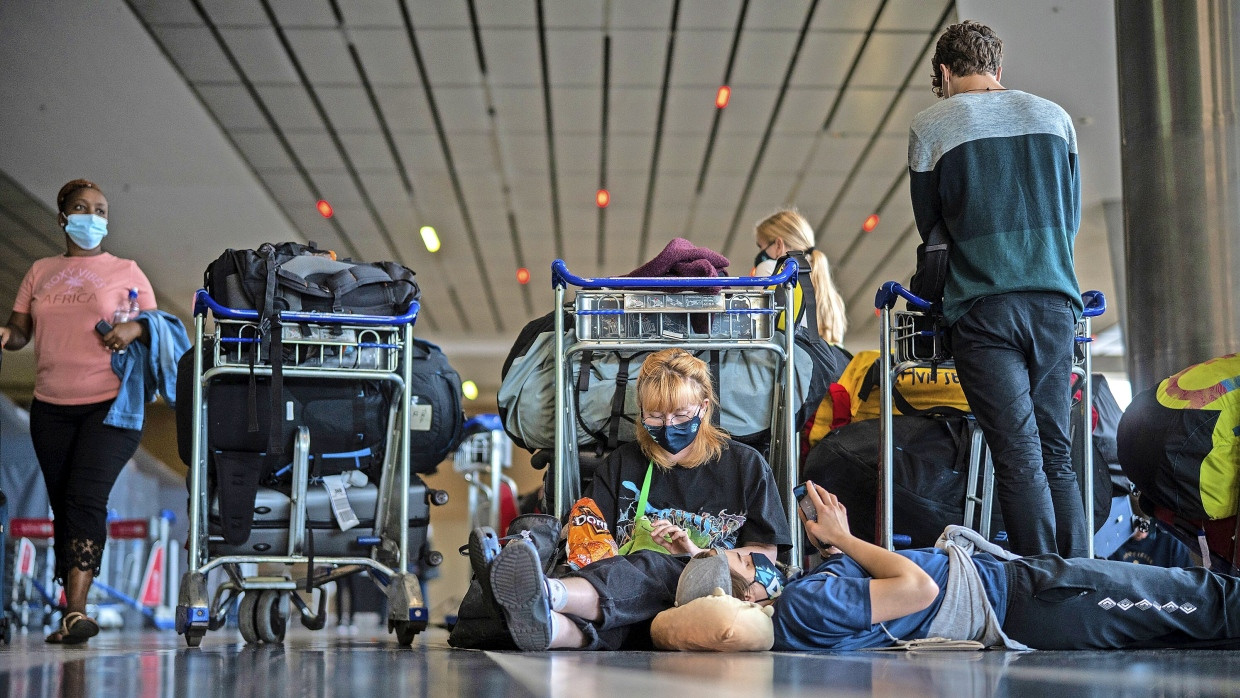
[111,288,140,354]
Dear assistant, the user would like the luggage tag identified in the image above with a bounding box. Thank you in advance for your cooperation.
[322,474,360,531]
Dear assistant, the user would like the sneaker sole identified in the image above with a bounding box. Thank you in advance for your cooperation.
[468,527,502,618]
[490,543,552,651]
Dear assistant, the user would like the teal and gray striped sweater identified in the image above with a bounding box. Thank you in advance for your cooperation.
[908,89,1083,324]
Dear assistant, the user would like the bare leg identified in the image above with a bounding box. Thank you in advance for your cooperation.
[548,613,587,649]
[558,578,603,622]
[64,568,92,615]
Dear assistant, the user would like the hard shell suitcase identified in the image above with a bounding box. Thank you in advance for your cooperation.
[208,479,431,559]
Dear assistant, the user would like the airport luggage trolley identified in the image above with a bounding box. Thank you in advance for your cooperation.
[453,414,516,532]
[176,290,433,647]
[872,281,1106,554]
[549,259,806,565]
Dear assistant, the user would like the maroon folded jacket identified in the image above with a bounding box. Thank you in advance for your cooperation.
[623,238,730,282]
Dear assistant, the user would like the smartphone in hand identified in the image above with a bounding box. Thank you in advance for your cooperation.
[95,320,113,337]
[793,483,817,522]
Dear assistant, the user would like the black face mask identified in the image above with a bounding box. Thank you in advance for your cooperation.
[753,250,773,269]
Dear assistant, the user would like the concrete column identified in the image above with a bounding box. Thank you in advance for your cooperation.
[1115,0,1240,391]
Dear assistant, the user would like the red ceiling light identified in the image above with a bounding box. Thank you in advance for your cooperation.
[596,189,610,208]
[516,267,531,285]
[316,199,334,218]
[862,213,880,232]
[715,85,731,109]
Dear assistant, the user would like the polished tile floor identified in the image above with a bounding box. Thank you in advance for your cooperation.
[3,624,1240,697]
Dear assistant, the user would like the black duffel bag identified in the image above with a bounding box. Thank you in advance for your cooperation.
[204,241,419,317]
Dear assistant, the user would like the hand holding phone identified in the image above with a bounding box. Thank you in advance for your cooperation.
[95,320,113,337]
[794,482,817,522]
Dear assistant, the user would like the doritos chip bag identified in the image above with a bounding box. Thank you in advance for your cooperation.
[566,497,619,570]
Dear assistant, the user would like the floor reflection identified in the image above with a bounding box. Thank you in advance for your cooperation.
[2,628,1240,697]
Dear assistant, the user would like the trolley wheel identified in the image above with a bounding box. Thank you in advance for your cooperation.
[238,592,260,644]
[391,620,421,647]
[428,489,450,506]
[255,591,288,644]
[184,628,205,648]
[425,550,444,567]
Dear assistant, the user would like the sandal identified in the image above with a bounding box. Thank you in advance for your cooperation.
[45,612,99,645]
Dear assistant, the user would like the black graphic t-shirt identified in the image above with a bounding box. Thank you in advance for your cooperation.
[584,440,791,554]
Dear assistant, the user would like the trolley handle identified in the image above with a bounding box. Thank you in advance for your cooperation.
[193,289,419,326]
[874,281,932,312]
[1082,290,1106,318]
[874,283,1108,318]
[550,258,798,291]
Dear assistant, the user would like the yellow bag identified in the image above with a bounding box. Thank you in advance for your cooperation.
[807,350,971,447]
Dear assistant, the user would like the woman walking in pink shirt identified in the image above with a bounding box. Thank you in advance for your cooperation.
[0,179,155,644]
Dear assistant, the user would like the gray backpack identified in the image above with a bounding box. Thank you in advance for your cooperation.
[498,328,812,450]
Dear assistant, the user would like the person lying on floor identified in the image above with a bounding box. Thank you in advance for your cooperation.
[693,482,1240,650]
[473,348,791,650]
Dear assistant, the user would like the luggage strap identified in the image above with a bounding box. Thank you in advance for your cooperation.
[858,361,969,419]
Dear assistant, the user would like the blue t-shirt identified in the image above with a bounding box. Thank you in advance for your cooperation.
[771,548,1009,650]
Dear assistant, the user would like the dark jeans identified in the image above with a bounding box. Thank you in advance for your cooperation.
[563,550,688,650]
[1003,554,1240,649]
[29,398,143,582]
[950,292,1087,557]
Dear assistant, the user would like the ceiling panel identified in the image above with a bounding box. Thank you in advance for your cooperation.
[336,0,404,27]
[200,0,269,26]
[150,25,237,82]
[220,27,300,83]
[373,86,436,133]
[338,131,400,175]
[483,30,541,86]
[745,0,814,31]
[230,130,296,170]
[547,29,604,86]
[610,30,669,85]
[414,28,480,85]
[542,0,603,28]
[195,83,269,129]
[349,28,422,86]
[269,0,335,29]
[730,29,801,86]
[669,30,734,85]
[129,0,201,25]
[284,28,357,84]
[879,0,954,32]
[851,32,934,88]
[773,88,838,134]
[316,85,383,132]
[810,1,884,32]
[434,88,491,133]
[256,84,326,130]
[790,30,867,89]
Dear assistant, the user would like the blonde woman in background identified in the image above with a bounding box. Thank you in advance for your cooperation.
[752,209,848,347]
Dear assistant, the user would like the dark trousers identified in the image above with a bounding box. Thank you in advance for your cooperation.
[564,550,688,650]
[951,292,1087,558]
[29,398,143,582]
[1003,554,1240,649]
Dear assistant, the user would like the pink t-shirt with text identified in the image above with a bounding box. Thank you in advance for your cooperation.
[14,253,156,405]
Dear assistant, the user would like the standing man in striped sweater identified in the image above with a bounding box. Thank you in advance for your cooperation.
[908,20,1088,558]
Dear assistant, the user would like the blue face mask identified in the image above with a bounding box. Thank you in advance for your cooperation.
[64,213,108,250]
[750,552,785,599]
[643,410,702,454]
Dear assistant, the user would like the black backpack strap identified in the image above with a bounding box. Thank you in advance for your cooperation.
[606,355,633,450]
[263,250,285,455]
[858,360,969,419]
[708,351,721,427]
[573,351,609,446]
[785,250,818,338]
